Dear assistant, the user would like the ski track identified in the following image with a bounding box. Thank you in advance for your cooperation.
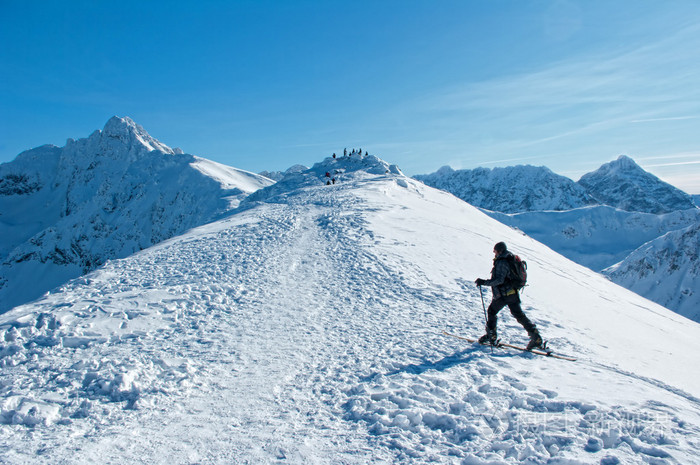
[2,181,700,464]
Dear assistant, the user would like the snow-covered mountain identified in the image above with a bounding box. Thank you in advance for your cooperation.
[414,156,695,215]
[578,155,696,214]
[259,164,308,182]
[414,165,596,213]
[604,223,700,322]
[487,206,700,271]
[2,154,700,464]
[0,117,273,313]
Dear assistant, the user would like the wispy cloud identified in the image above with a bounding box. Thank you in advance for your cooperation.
[637,152,700,162]
[407,22,700,158]
[644,160,700,168]
[630,116,700,123]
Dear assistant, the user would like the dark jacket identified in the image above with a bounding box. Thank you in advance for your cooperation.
[482,251,516,299]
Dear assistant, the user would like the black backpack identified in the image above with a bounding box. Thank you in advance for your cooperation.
[507,254,528,290]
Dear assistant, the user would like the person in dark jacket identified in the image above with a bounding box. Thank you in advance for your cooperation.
[475,241,544,350]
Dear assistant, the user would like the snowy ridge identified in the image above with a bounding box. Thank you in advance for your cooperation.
[2,160,700,464]
[414,165,596,213]
[604,223,700,322]
[578,155,696,214]
[0,117,273,313]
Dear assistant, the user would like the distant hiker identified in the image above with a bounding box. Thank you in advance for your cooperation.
[333,153,336,159]
[475,241,544,351]
[325,171,331,178]
[332,178,336,184]
[326,180,331,185]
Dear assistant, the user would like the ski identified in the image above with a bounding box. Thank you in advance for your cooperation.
[441,331,577,361]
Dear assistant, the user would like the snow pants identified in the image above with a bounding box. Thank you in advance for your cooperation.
[486,293,536,335]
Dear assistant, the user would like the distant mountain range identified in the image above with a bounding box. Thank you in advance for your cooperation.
[415,155,695,214]
[415,156,699,321]
[413,165,596,214]
[0,117,273,312]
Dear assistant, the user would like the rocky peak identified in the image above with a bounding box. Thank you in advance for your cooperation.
[578,155,695,214]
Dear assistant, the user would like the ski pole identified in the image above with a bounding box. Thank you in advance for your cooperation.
[478,285,488,324]
[478,285,493,353]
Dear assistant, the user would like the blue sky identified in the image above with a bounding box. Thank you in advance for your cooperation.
[2,0,700,192]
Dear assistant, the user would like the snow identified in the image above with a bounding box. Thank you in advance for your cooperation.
[0,117,274,313]
[191,157,271,193]
[2,157,700,464]
[604,223,700,322]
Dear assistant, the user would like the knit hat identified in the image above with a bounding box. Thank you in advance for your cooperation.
[494,242,507,253]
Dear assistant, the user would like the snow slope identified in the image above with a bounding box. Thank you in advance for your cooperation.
[578,155,696,214]
[0,117,273,313]
[414,165,596,213]
[486,206,700,272]
[2,155,700,464]
[604,223,700,322]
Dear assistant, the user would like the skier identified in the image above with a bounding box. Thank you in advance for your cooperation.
[475,241,544,350]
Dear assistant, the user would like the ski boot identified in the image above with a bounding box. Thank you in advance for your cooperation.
[526,330,545,351]
[478,330,498,346]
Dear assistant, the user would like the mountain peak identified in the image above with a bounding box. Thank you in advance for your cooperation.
[601,154,644,174]
[102,115,140,136]
[578,155,695,213]
[96,116,178,155]
[436,165,454,176]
